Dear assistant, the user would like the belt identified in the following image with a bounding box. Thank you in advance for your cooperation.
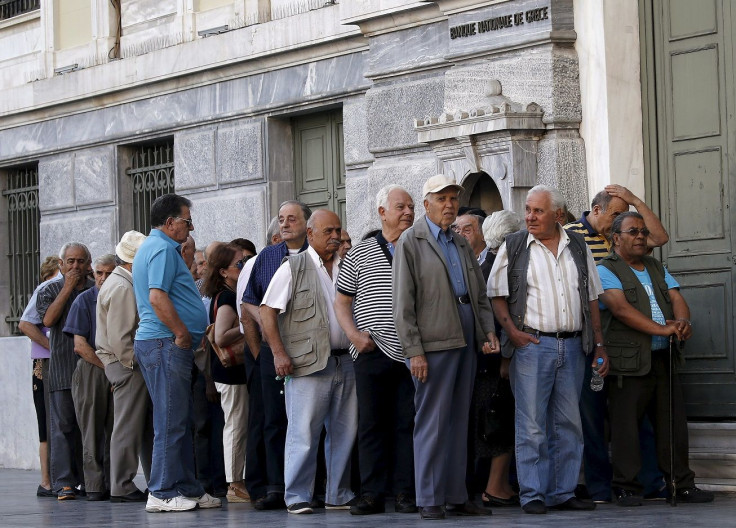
[522,326,581,339]
[456,294,471,305]
[331,349,349,357]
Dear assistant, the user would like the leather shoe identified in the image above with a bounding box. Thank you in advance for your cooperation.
[482,491,519,507]
[614,488,643,507]
[395,493,418,513]
[253,492,285,510]
[110,489,148,502]
[550,497,596,511]
[86,491,110,501]
[419,505,445,520]
[350,495,385,515]
[446,500,491,516]
[36,485,55,498]
[522,499,547,514]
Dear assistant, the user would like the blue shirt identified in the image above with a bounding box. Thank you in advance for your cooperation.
[133,229,208,345]
[425,216,467,297]
[63,286,99,349]
[242,239,309,306]
[597,264,679,350]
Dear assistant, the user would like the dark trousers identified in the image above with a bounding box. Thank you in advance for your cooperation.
[354,350,415,499]
[259,344,287,493]
[609,351,695,493]
[192,370,227,495]
[244,348,267,500]
[49,389,84,490]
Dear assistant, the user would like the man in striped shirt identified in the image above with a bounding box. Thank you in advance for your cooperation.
[334,185,417,516]
[564,185,669,504]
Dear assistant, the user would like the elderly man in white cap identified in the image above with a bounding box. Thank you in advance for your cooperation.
[95,231,153,503]
[393,174,500,520]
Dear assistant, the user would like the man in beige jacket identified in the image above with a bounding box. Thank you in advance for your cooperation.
[96,231,152,503]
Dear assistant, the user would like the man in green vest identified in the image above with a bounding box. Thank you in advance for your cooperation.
[598,211,713,506]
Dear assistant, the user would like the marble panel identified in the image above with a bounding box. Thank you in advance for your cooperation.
[121,0,177,29]
[38,155,74,211]
[74,146,115,207]
[343,96,374,166]
[216,121,264,184]
[366,76,445,153]
[175,128,217,191]
[0,21,42,62]
[366,21,448,78]
[185,188,268,250]
[0,338,37,470]
[40,208,118,262]
[537,130,588,216]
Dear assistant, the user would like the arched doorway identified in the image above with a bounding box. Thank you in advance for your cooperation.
[460,171,503,214]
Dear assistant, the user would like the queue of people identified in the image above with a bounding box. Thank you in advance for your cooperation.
[21,175,714,518]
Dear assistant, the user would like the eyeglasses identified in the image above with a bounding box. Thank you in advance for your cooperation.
[230,255,253,271]
[172,216,193,227]
[617,228,650,237]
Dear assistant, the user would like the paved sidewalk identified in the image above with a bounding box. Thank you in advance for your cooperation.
[2,469,735,527]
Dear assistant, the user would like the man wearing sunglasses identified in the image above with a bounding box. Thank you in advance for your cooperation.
[597,211,713,506]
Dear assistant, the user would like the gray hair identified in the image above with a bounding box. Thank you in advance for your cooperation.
[94,253,117,268]
[266,216,280,245]
[58,242,91,262]
[591,190,613,211]
[278,200,312,223]
[375,184,410,211]
[528,185,566,211]
[482,210,523,250]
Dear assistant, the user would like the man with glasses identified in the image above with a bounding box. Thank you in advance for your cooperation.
[597,211,713,506]
[132,193,221,513]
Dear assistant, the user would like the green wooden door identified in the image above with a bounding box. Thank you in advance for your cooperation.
[644,0,736,416]
[293,111,346,226]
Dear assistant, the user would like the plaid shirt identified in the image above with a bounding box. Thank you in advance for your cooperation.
[242,239,309,306]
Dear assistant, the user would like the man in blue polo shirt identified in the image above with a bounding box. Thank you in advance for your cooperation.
[132,193,221,513]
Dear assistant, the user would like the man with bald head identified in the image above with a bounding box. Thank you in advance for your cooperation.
[260,209,357,515]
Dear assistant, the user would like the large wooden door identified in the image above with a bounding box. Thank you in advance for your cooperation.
[644,0,736,416]
[293,111,346,226]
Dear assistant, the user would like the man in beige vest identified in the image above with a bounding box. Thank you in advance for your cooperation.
[260,210,357,515]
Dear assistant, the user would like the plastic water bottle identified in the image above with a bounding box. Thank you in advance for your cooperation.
[590,357,604,392]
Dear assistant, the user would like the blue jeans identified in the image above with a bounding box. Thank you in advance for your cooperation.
[284,355,357,506]
[135,338,204,499]
[511,336,585,507]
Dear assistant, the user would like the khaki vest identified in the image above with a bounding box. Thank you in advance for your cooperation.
[599,253,678,377]
[278,251,332,377]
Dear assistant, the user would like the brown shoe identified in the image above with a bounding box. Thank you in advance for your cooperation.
[446,500,491,516]
[226,485,251,503]
[419,505,445,520]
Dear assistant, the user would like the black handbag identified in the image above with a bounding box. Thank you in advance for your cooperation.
[480,378,515,445]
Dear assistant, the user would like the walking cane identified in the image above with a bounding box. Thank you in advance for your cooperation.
[669,335,677,507]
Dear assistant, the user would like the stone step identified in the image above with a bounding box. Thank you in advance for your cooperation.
[688,422,736,450]
[688,423,736,487]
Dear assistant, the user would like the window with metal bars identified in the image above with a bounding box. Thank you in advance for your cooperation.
[125,140,175,234]
[2,164,40,334]
[0,0,40,20]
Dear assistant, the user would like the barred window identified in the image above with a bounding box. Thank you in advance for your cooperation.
[0,0,40,21]
[2,164,39,334]
[125,140,175,234]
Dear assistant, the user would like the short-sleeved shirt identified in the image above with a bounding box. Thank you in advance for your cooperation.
[236,257,257,333]
[36,275,94,391]
[208,289,246,385]
[63,286,99,349]
[133,228,208,346]
[336,233,403,362]
[597,263,679,350]
[242,239,309,307]
[21,274,63,359]
[565,212,611,262]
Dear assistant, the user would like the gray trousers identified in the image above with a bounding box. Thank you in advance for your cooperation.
[71,359,113,493]
[105,361,153,496]
[49,389,84,490]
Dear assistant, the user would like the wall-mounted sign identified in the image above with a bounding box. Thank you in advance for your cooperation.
[450,7,549,40]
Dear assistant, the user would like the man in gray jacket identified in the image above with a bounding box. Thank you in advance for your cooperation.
[393,174,499,520]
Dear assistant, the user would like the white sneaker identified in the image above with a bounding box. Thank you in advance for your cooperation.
[145,494,197,513]
[186,492,222,509]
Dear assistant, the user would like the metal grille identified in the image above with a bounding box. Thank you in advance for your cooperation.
[126,141,175,233]
[0,0,40,20]
[2,165,40,335]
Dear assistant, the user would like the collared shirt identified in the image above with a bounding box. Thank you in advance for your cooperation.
[336,232,403,362]
[262,246,349,350]
[21,273,63,359]
[564,212,611,262]
[425,216,468,297]
[478,246,489,265]
[489,224,603,333]
[63,286,99,349]
[236,257,257,333]
[36,275,94,391]
[242,239,309,307]
[133,229,208,345]
[96,266,138,368]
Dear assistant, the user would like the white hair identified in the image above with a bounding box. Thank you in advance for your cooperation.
[482,210,523,250]
[528,184,566,211]
[266,216,280,245]
[375,184,410,211]
[94,253,117,268]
